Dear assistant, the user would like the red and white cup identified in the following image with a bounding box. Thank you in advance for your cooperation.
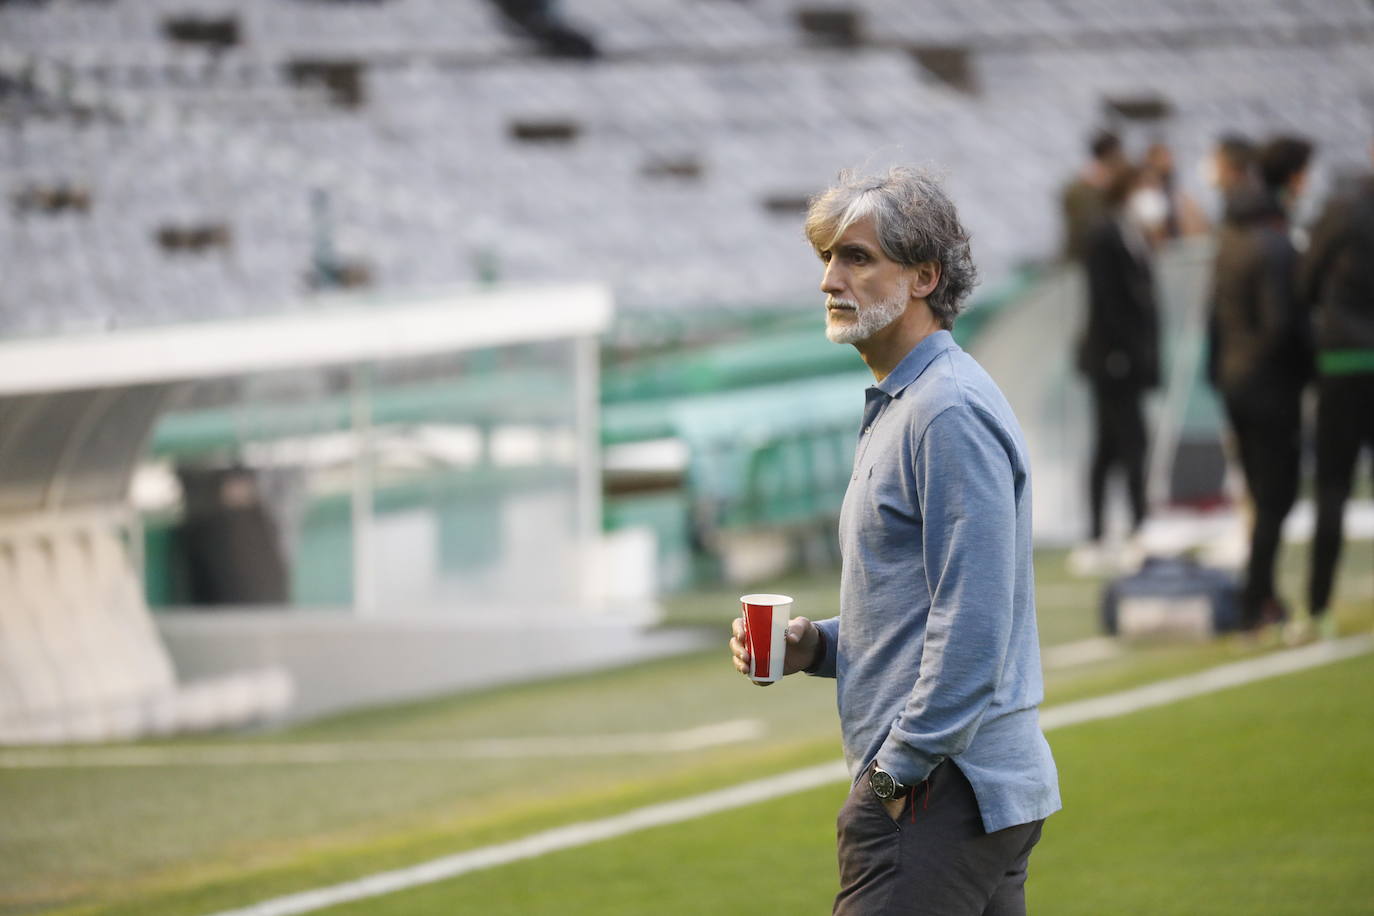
[739,594,793,684]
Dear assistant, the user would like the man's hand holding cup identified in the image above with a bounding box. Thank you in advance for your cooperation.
[731,594,820,685]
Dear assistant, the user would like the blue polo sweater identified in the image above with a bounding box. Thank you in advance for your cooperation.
[808,330,1061,833]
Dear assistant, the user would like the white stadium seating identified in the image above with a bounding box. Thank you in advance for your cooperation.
[1,0,1372,337]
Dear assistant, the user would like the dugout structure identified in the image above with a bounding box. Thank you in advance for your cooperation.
[0,283,638,742]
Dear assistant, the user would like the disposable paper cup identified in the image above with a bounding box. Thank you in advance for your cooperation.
[739,594,792,684]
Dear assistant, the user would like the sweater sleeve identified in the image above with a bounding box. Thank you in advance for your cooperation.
[806,616,840,679]
[873,405,1017,787]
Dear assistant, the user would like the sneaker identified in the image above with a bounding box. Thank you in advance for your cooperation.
[1241,597,1290,641]
[1281,616,1316,647]
[1318,614,1339,640]
[1115,537,1148,575]
[1067,542,1108,577]
[1256,597,1290,627]
[1236,619,1284,649]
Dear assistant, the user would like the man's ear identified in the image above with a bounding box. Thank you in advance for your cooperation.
[909,261,941,300]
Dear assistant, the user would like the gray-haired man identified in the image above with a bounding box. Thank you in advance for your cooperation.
[730,167,1060,915]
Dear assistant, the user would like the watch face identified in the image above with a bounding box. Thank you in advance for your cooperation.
[871,768,896,799]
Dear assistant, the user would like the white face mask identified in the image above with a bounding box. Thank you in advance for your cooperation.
[1127,187,1169,231]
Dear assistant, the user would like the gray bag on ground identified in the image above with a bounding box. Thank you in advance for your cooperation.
[1101,555,1241,638]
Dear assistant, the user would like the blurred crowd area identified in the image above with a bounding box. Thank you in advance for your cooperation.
[2,0,1373,338]
[1063,121,1374,639]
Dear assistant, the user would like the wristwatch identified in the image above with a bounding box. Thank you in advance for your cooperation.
[869,764,911,800]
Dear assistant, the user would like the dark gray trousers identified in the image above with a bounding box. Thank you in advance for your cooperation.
[834,762,1044,915]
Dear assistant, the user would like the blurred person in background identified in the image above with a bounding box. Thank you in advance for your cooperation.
[1210,133,1258,205]
[731,166,1060,916]
[1296,140,1374,641]
[1141,140,1210,240]
[1061,129,1128,263]
[1070,165,1162,574]
[1205,134,1258,387]
[1208,135,1315,632]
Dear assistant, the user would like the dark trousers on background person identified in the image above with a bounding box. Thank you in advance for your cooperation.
[834,762,1044,916]
[1224,385,1302,626]
[1088,380,1148,541]
[1309,373,1374,617]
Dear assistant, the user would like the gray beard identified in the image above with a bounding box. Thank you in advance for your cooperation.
[825,289,908,345]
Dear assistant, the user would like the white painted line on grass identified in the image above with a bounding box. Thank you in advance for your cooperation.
[199,760,851,916]
[197,634,1373,916]
[1039,634,1373,731]
[0,719,766,769]
[1041,636,1122,669]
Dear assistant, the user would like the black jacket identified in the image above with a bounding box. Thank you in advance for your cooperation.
[1300,175,1374,354]
[1077,216,1161,389]
[1208,186,1313,397]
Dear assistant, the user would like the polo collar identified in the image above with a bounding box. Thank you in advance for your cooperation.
[875,330,958,398]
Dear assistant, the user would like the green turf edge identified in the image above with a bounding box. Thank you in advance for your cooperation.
[26,631,1371,916]
[306,652,1374,916]
[15,534,1370,916]
[27,738,842,916]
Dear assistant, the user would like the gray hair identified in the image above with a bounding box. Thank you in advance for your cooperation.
[804,166,978,329]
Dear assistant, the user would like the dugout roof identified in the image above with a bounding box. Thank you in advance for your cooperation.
[0,284,612,517]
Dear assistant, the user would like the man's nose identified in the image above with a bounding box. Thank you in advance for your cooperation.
[820,260,844,296]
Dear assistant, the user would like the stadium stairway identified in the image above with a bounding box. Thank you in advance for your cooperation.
[0,518,292,745]
[968,236,1225,547]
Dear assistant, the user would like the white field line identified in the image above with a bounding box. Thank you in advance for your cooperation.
[198,634,1373,916]
[0,719,766,769]
[1039,633,1373,731]
[198,760,852,916]
[1041,636,1121,669]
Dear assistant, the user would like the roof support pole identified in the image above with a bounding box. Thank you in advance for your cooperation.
[350,362,376,617]
[574,332,601,608]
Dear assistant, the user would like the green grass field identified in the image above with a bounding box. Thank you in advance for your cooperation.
[2,543,1369,916]
[313,651,1374,916]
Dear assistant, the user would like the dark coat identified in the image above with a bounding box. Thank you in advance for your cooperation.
[1062,177,1107,263]
[1209,187,1313,397]
[1300,175,1374,354]
[1077,216,1161,389]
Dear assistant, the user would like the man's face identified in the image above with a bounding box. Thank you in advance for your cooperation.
[1100,149,1128,180]
[1211,149,1246,193]
[1288,167,1309,200]
[818,216,913,345]
[1146,144,1173,175]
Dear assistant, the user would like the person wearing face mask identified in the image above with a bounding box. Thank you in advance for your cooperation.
[1127,178,1171,246]
[1208,135,1315,632]
[1141,141,1211,240]
[1073,165,1162,567]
